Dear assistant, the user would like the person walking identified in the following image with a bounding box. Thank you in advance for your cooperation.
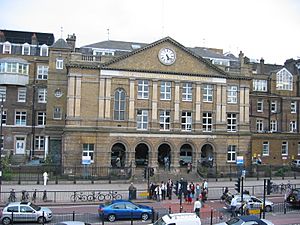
[43,171,48,186]
[230,195,237,217]
[193,197,202,217]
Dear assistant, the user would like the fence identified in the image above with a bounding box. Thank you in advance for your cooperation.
[197,164,300,180]
[4,164,132,183]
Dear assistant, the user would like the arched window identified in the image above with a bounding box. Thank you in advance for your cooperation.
[114,88,126,120]
[276,68,293,91]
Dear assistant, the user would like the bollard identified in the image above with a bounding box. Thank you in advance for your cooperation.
[210,209,213,225]
[180,205,183,213]
[72,211,75,221]
[101,212,104,225]
[284,200,287,214]
[37,173,40,185]
[151,209,155,223]
[55,176,58,184]
[168,206,172,214]
[130,211,133,225]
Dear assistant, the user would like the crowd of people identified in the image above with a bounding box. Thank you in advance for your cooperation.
[147,178,209,217]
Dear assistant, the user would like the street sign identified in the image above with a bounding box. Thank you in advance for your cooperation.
[236,156,244,165]
[82,156,91,165]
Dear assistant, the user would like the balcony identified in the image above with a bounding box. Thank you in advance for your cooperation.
[0,57,29,86]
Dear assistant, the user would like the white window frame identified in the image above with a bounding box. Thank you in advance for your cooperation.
[253,79,267,92]
[35,136,45,150]
[15,111,26,126]
[159,110,170,131]
[137,110,148,130]
[114,89,126,121]
[182,82,192,101]
[40,44,48,56]
[227,113,237,132]
[82,143,94,163]
[276,68,293,91]
[203,112,212,132]
[203,84,213,102]
[1,110,7,125]
[37,65,48,80]
[37,112,46,126]
[17,87,26,102]
[257,99,263,112]
[160,81,171,100]
[53,107,62,120]
[0,87,6,102]
[281,141,288,155]
[56,58,64,70]
[22,43,30,55]
[181,111,192,131]
[137,80,149,99]
[227,85,238,104]
[263,141,269,156]
[291,101,297,113]
[3,41,11,54]
[38,88,47,103]
[256,119,264,132]
[270,120,277,132]
[289,120,297,132]
[298,142,300,156]
[271,100,277,113]
[227,145,236,162]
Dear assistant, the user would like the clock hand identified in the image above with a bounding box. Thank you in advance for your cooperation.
[166,54,170,60]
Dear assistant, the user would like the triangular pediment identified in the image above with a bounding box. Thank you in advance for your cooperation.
[102,37,227,77]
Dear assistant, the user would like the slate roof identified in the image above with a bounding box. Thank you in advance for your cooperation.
[82,40,148,51]
[189,47,236,60]
[52,38,71,49]
[0,29,54,45]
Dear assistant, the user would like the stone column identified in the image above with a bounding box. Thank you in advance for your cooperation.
[174,81,180,122]
[98,78,106,119]
[129,78,135,121]
[195,82,202,131]
[74,77,82,117]
[151,80,158,122]
[104,78,112,119]
[67,76,75,117]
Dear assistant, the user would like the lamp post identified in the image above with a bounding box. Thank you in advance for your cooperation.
[0,94,4,202]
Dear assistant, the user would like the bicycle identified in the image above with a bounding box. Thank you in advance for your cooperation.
[104,191,122,201]
[87,191,105,201]
[70,191,87,202]
[8,189,16,202]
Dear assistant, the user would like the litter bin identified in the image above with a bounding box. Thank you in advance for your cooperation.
[129,187,137,200]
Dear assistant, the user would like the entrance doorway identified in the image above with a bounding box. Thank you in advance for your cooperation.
[179,144,193,166]
[200,144,214,168]
[135,143,149,167]
[158,144,171,168]
[111,143,126,168]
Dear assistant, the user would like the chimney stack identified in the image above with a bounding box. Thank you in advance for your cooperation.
[66,33,76,51]
[31,33,38,45]
[0,31,5,42]
[260,58,265,74]
[239,51,244,67]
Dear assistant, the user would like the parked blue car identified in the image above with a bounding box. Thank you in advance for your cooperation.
[98,200,153,222]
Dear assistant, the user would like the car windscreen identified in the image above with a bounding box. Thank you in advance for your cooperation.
[29,203,41,211]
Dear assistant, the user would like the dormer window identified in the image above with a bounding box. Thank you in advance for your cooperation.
[40,44,48,56]
[276,68,293,91]
[3,41,11,54]
[22,43,30,55]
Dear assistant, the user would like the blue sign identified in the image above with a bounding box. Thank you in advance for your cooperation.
[236,156,244,165]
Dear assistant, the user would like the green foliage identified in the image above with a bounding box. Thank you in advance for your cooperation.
[2,154,12,180]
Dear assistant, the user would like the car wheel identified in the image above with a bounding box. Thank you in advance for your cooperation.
[265,205,272,212]
[108,214,116,222]
[37,216,46,224]
[141,213,149,221]
[2,217,12,225]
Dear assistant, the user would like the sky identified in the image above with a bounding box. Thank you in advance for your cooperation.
[1,0,300,64]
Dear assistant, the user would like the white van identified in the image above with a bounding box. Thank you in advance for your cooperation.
[150,213,201,225]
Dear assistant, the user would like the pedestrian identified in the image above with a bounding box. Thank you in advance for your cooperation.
[187,162,191,173]
[230,195,237,217]
[195,183,201,199]
[167,179,173,200]
[43,171,48,186]
[203,179,208,192]
[193,197,202,217]
[189,182,195,198]
[187,189,193,204]
[128,182,135,200]
[155,184,162,202]
[161,181,167,200]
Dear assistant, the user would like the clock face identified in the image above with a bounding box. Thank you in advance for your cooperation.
[158,48,176,65]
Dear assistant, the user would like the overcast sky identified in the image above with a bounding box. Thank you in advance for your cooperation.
[1,0,300,64]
